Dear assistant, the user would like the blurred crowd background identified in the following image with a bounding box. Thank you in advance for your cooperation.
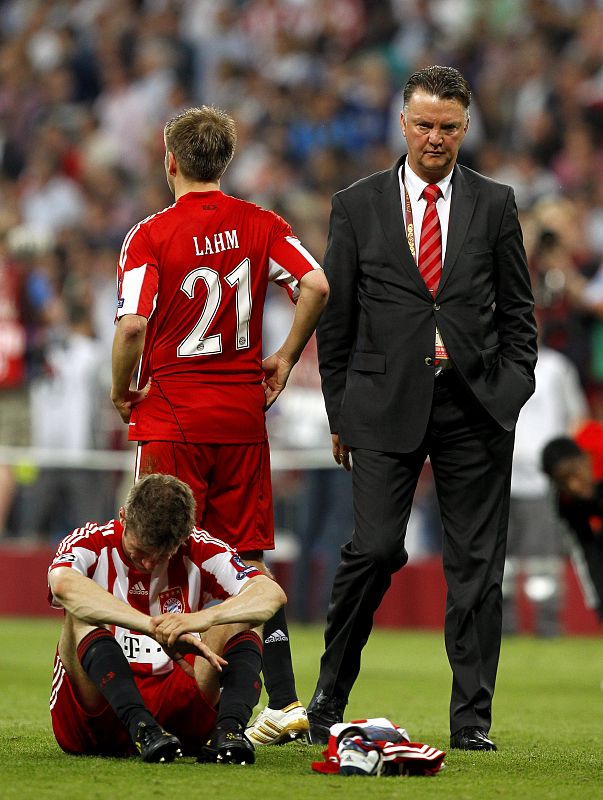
[2,0,603,626]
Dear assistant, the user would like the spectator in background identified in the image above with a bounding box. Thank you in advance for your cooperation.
[18,149,85,236]
[0,225,59,537]
[0,235,29,536]
[504,343,588,636]
[21,301,107,540]
[541,437,603,623]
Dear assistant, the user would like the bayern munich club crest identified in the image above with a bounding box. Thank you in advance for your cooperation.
[159,587,185,614]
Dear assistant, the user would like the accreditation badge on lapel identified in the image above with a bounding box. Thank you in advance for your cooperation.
[159,587,185,614]
[434,327,449,363]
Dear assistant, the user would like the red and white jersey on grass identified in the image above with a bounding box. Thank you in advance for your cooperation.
[48,518,261,677]
[116,190,322,443]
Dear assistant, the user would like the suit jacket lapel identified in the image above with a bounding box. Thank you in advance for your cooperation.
[437,165,477,296]
[373,156,431,296]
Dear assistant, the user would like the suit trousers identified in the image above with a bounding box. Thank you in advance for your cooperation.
[316,369,515,734]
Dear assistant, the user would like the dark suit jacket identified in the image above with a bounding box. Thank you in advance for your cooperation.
[317,156,538,452]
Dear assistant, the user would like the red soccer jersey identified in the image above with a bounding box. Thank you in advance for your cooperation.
[48,519,261,676]
[116,191,321,443]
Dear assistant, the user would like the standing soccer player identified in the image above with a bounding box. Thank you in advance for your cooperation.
[111,106,329,744]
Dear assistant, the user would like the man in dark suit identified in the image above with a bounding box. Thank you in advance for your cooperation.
[307,65,538,752]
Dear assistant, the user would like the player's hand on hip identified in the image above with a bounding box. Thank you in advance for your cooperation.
[111,381,151,423]
[262,352,294,409]
[332,433,352,471]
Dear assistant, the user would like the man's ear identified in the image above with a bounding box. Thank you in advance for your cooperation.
[167,151,177,176]
[400,111,407,137]
[119,506,126,526]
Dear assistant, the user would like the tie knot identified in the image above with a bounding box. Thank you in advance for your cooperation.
[422,184,441,204]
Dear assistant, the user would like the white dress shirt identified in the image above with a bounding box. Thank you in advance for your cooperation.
[398,160,453,264]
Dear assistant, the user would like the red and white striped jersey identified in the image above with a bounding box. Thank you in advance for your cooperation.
[116,190,322,443]
[48,518,261,676]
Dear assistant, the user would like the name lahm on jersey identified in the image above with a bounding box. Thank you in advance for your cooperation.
[193,229,239,256]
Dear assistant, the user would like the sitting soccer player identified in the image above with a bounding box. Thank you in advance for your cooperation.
[47,473,286,764]
[541,436,603,620]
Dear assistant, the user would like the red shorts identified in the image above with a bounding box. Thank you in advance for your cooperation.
[135,440,274,552]
[50,653,217,757]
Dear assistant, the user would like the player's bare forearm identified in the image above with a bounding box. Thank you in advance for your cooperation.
[50,568,224,672]
[111,314,148,422]
[262,270,329,407]
[278,269,329,366]
[210,575,287,626]
[49,567,152,634]
[151,575,286,647]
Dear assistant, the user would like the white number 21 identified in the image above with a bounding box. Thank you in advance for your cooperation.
[177,258,251,357]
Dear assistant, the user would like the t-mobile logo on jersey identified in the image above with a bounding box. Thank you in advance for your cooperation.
[122,634,162,660]
[122,634,140,659]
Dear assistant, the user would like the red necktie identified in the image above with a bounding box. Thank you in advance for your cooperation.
[418,184,442,294]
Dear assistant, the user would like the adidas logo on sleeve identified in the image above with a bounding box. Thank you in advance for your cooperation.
[264,629,289,644]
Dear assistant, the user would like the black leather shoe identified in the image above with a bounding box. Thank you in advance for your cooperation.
[307,690,346,745]
[450,726,497,751]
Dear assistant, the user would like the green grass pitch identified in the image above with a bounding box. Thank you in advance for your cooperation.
[1,618,602,799]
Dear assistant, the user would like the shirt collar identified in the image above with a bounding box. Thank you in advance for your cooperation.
[400,158,453,202]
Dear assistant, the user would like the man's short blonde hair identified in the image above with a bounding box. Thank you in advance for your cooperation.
[164,106,237,182]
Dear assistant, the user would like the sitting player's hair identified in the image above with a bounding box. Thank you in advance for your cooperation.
[164,106,237,183]
[124,474,196,554]
[541,436,584,477]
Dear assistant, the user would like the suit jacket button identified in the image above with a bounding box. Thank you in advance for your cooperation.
[425,357,433,366]
[433,303,440,311]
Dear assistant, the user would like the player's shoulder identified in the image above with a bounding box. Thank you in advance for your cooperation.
[187,527,234,554]
[55,519,119,554]
[127,202,179,239]
[224,194,291,233]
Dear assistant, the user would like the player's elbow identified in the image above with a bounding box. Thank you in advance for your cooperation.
[116,314,147,341]
[300,269,330,309]
[272,582,287,613]
[258,579,287,620]
[48,568,74,606]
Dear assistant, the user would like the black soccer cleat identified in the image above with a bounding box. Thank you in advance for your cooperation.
[198,725,256,765]
[135,721,183,763]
